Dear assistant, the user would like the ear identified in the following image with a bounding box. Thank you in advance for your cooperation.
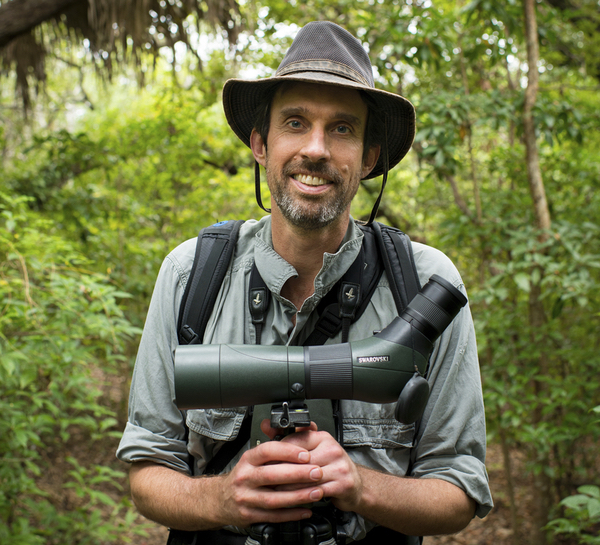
[361,144,380,179]
[250,129,267,167]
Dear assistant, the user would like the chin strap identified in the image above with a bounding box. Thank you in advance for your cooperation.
[255,161,271,214]
[365,117,390,226]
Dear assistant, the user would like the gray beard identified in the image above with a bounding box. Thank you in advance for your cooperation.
[268,160,357,231]
[273,189,348,231]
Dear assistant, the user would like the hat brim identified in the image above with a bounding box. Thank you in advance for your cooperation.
[222,73,416,179]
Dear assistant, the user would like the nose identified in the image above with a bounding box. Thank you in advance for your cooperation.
[300,126,331,163]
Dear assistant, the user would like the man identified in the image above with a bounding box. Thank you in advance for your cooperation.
[117,21,493,544]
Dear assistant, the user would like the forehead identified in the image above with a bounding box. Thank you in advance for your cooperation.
[271,82,368,123]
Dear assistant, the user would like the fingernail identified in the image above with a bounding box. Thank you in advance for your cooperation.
[310,489,322,501]
[298,451,310,463]
[310,468,322,480]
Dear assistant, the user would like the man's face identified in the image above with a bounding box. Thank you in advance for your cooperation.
[251,82,378,231]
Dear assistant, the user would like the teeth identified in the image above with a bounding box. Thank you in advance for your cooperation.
[296,174,327,186]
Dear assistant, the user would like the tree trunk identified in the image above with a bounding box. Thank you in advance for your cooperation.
[523,0,551,234]
[522,1,554,543]
[498,420,521,545]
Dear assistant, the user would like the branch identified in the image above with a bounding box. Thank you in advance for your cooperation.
[48,54,95,109]
[445,174,476,222]
[0,0,78,49]
[360,181,422,240]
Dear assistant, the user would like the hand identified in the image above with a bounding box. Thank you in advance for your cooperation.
[217,432,325,528]
[267,421,364,513]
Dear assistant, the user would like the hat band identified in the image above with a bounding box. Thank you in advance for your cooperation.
[276,60,372,87]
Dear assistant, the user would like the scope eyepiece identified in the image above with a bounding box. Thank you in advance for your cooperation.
[400,274,467,341]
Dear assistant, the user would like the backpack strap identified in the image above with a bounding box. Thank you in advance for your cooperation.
[366,222,421,310]
[176,219,249,475]
[303,243,382,346]
[177,220,245,345]
[248,263,271,345]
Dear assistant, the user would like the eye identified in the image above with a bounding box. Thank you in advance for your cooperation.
[288,119,303,129]
[335,125,351,134]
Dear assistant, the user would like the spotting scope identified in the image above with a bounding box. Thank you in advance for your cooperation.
[174,274,467,424]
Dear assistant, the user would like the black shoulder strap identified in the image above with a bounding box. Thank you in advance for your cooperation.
[177,220,244,345]
[304,222,420,345]
[367,221,421,311]
[304,242,382,346]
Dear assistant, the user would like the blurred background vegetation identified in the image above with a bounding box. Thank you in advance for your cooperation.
[1,0,599,543]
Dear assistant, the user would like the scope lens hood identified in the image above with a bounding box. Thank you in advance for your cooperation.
[427,274,468,306]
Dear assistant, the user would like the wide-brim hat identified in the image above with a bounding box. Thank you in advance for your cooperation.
[222,21,416,180]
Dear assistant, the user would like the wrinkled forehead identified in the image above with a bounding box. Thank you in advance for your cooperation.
[271,81,369,122]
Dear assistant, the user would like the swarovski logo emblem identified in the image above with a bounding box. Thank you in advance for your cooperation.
[358,356,390,363]
[345,287,356,300]
[253,293,262,306]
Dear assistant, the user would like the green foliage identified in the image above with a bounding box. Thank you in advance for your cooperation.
[1,0,600,542]
[4,85,257,323]
[0,191,144,543]
[546,484,600,544]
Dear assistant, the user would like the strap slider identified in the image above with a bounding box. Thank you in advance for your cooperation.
[249,287,269,325]
[180,325,199,345]
[339,282,360,319]
[314,305,341,338]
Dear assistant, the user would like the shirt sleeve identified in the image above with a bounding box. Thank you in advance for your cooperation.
[409,244,493,518]
[116,244,195,474]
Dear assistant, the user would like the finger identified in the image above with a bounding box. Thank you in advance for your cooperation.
[295,421,319,433]
[247,461,324,489]
[239,504,315,526]
[251,484,324,508]
[244,438,311,466]
[260,418,278,440]
[280,429,333,451]
[260,419,319,441]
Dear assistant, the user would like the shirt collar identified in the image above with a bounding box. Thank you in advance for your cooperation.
[253,217,364,312]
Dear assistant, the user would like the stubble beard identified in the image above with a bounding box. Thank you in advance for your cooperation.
[267,159,360,231]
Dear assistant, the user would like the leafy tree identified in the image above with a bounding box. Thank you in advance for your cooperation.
[0,190,145,543]
[1,1,599,543]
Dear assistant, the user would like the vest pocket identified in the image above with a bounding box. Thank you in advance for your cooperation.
[186,408,246,441]
[341,402,415,449]
[186,408,247,474]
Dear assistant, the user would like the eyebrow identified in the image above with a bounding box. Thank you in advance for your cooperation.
[278,106,364,128]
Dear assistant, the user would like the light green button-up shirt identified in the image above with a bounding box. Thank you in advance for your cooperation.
[117,216,493,539]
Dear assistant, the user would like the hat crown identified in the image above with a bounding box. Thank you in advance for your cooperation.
[276,22,375,88]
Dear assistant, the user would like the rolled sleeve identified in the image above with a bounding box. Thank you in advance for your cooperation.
[412,454,492,518]
[116,421,191,474]
[410,302,493,517]
[116,241,196,474]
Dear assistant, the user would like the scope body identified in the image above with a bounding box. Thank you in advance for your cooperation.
[175,329,429,409]
[174,274,467,413]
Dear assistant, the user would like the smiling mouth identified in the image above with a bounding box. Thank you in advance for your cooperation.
[294,173,330,186]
